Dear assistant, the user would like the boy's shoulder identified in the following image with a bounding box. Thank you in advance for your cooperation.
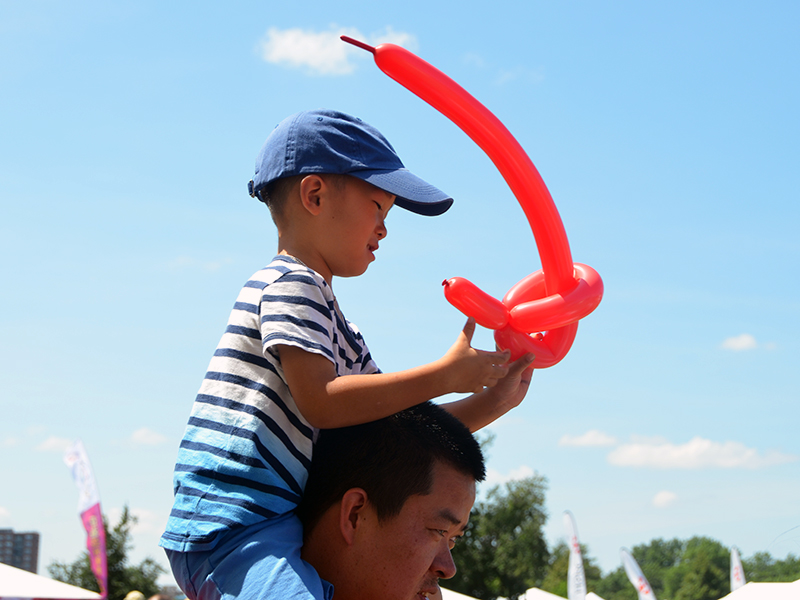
[247,255,331,295]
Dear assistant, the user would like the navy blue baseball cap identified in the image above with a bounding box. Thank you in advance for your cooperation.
[247,109,453,216]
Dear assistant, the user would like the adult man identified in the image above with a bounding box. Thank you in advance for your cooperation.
[298,401,486,600]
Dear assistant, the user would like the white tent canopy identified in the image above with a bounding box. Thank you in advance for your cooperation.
[441,588,569,600]
[719,579,800,600]
[0,563,102,600]
[522,589,567,600]
[440,588,481,600]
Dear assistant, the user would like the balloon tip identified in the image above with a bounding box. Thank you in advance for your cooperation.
[341,36,375,54]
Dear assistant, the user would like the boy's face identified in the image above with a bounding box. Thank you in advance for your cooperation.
[323,176,395,278]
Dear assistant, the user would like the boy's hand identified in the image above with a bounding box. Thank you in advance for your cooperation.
[483,351,535,412]
[442,318,513,393]
[438,348,535,431]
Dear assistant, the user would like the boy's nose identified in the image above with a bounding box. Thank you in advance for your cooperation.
[376,222,387,239]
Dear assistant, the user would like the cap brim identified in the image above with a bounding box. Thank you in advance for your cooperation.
[350,169,453,216]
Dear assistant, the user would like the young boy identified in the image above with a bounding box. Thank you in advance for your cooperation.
[160,109,534,600]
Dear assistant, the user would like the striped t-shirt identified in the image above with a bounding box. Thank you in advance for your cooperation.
[160,255,379,552]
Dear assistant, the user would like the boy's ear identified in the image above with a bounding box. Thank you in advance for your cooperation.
[338,488,369,546]
[299,174,327,216]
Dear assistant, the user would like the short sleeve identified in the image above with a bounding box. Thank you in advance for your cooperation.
[259,270,338,365]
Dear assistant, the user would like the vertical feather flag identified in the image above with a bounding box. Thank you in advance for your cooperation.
[731,547,746,591]
[620,547,656,600]
[64,440,108,599]
[563,511,587,600]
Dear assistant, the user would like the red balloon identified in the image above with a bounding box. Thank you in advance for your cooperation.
[342,36,603,367]
[442,277,509,330]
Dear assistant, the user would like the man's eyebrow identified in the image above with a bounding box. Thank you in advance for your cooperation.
[437,508,468,531]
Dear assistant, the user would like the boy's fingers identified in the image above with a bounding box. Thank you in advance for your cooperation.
[479,348,511,362]
[461,318,477,342]
[508,353,536,374]
[490,364,510,381]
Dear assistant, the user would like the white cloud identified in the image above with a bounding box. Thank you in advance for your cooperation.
[0,506,10,520]
[652,490,677,508]
[36,436,73,453]
[721,333,758,351]
[257,25,416,76]
[483,464,535,489]
[559,429,618,447]
[608,436,798,469]
[494,66,545,86]
[130,427,167,446]
[2,436,19,448]
[463,52,487,68]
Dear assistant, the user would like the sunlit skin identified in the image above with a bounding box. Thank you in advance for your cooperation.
[301,460,476,600]
[277,174,394,284]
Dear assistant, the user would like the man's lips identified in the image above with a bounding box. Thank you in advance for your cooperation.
[416,580,440,599]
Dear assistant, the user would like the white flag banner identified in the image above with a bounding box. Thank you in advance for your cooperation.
[63,440,108,599]
[64,440,101,513]
[620,548,656,600]
[730,547,746,591]
[563,511,587,600]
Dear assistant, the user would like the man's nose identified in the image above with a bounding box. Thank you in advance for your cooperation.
[432,546,457,579]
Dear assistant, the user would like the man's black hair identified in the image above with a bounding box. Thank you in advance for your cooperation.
[297,401,485,534]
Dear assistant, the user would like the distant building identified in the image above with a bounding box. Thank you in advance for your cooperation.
[0,529,40,573]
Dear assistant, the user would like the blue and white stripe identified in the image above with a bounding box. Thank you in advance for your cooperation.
[160,255,378,552]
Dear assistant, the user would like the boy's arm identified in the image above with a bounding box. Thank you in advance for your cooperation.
[279,319,511,429]
[440,353,535,432]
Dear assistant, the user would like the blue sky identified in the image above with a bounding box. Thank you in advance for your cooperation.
[1,0,798,588]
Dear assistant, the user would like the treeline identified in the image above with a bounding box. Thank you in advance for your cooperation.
[449,475,800,600]
[546,537,800,600]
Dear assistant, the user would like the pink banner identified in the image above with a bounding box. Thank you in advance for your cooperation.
[81,502,108,598]
[65,441,108,599]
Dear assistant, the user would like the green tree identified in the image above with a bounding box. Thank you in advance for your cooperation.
[49,505,165,600]
[631,537,683,597]
[594,537,800,600]
[448,475,550,600]
[664,537,728,600]
[540,541,603,598]
[594,566,636,600]
[743,551,800,582]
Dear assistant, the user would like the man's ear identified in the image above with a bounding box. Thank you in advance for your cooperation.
[299,174,326,216]
[338,488,369,546]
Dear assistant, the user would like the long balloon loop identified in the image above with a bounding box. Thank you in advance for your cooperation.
[343,36,603,368]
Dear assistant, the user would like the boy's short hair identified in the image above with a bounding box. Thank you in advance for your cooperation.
[258,173,346,225]
[297,402,485,533]
[248,109,454,217]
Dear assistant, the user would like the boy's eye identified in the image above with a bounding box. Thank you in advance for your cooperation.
[374,201,383,210]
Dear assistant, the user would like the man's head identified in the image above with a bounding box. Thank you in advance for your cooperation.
[248,109,453,221]
[299,402,485,600]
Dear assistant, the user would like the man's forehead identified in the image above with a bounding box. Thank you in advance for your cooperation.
[412,462,476,518]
